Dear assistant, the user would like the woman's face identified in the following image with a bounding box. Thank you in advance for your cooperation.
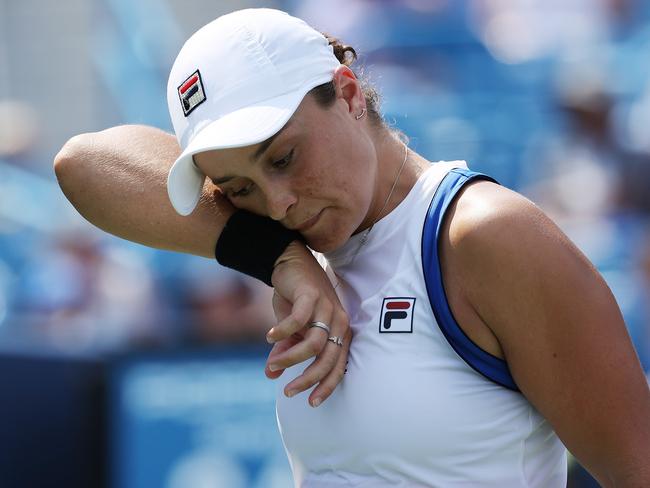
[194,92,378,253]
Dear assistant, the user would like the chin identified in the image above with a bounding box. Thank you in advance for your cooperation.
[302,211,357,253]
[307,240,337,253]
[305,232,349,254]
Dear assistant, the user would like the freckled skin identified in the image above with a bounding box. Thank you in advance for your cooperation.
[194,89,401,253]
[54,71,650,486]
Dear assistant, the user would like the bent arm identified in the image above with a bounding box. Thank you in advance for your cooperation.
[53,124,233,258]
[54,124,352,406]
[450,182,650,487]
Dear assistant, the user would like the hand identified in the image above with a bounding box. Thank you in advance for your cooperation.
[265,241,352,407]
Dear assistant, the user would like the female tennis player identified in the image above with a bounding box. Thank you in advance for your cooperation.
[54,8,650,487]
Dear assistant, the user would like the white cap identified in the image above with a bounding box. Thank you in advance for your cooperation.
[166,8,341,215]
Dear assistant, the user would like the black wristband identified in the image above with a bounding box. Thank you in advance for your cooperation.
[215,210,305,286]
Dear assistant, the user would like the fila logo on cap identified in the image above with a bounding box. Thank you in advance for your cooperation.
[178,70,206,117]
[379,297,415,333]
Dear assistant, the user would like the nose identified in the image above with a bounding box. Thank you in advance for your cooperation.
[265,184,297,221]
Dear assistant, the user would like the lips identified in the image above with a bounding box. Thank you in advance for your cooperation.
[294,210,323,232]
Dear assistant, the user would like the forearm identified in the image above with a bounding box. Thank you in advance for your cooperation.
[53,124,233,258]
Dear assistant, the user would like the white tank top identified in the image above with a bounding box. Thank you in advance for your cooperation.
[276,162,567,487]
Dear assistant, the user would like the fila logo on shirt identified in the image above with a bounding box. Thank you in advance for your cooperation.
[379,297,416,333]
[178,69,206,117]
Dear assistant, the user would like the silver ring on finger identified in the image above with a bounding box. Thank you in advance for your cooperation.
[308,321,331,335]
[327,336,344,347]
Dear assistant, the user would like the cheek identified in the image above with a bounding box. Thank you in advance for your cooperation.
[300,144,368,196]
[299,163,360,213]
[308,151,374,218]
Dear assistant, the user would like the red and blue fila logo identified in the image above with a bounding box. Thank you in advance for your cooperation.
[178,69,206,117]
[379,297,416,333]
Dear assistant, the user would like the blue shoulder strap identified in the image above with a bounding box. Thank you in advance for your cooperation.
[421,168,519,391]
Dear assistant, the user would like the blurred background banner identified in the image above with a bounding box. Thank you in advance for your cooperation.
[109,348,291,488]
[1,1,650,487]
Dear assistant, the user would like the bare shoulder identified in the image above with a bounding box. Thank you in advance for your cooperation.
[444,179,604,324]
[445,178,567,257]
[444,179,650,485]
[445,179,611,348]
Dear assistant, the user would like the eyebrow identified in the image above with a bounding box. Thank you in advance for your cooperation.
[209,122,293,186]
[250,121,292,163]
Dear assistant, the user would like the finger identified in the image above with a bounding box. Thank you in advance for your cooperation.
[266,291,303,378]
[267,325,331,372]
[272,290,292,322]
[281,337,339,399]
[265,334,302,379]
[308,325,352,407]
[267,292,318,343]
[277,308,347,398]
[268,294,334,369]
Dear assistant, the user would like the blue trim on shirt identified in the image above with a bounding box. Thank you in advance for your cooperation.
[421,168,520,391]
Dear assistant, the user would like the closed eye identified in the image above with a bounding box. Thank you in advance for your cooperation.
[229,182,254,198]
[271,149,294,169]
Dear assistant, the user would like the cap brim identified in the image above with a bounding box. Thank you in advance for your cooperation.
[167,89,306,216]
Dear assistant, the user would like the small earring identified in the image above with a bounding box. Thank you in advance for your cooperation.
[355,108,367,120]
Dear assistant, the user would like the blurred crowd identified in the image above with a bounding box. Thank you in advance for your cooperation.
[0,0,649,373]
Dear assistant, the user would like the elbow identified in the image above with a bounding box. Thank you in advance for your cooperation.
[53,132,97,203]
[53,133,90,182]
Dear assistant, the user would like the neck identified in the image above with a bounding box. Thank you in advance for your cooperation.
[355,130,428,233]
